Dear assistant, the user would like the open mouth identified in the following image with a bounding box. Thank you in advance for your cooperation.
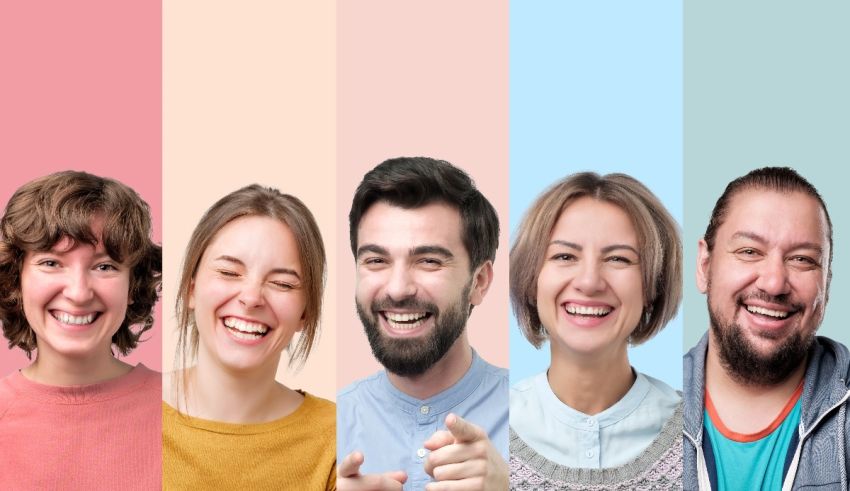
[381,311,433,331]
[743,304,796,320]
[50,310,100,326]
[563,303,613,318]
[223,316,270,341]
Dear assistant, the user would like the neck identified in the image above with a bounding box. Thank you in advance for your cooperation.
[185,349,301,424]
[387,334,473,400]
[705,333,806,433]
[547,341,634,415]
[22,344,132,386]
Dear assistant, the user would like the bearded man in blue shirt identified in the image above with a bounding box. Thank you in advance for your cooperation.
[337,157,509,491]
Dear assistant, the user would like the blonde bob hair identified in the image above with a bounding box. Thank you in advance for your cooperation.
[510,172,681,348]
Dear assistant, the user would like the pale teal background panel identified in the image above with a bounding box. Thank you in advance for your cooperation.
[510,1,683,389]
[683,1,850,349]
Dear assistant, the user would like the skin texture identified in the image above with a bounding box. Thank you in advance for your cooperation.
[21,229,133,386]
[698,189,830,433]
[340,201,505,490]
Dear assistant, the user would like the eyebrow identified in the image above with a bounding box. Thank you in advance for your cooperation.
[356,244,454,259]
[730,231,824,253]
[549,240,639,255]
[213,255,301,279]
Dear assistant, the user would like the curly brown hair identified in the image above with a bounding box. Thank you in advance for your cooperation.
[0,171,162,358]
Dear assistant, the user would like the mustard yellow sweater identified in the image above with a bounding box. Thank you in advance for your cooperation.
[163,393,336,490]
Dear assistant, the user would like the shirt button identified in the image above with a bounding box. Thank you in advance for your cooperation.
[420,406,430,415]
[585,449,594,458]
[586,418,595,427]
[417,448,427,458]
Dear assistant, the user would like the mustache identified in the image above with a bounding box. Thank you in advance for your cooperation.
[737,290,804,313]
[370,296,438,314]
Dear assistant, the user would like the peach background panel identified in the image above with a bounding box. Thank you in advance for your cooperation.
[0,1,162,376]
[163,1,336,401]
[336,0,509,388]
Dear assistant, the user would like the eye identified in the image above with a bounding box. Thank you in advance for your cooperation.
[270,281,295,290]
[94,263,119,272]
[217,269,240,278]
[362,257,387,267]
[735,247,762,260]
[606,256,634,265]
[789,255,819,267]
[418,257,444,269]
[550,253,576,262]
[37,259,60,268]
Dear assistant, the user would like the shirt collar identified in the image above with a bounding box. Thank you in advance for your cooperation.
[534,369,650,430]
[376,349,486,417]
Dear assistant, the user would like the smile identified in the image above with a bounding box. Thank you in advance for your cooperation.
[223,316,270,340]
[381,311,431,331]
[50,310,98,325]
[564,303,613,317]
[745,304,793,319]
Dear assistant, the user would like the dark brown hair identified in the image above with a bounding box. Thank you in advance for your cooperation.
[510,172,682,347]
[0,171,162,357]
[349,157,499,271]
[174,185,326,374]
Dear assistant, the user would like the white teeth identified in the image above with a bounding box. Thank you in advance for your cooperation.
[385,312,427,322]
[565,305,612,316]
[53,312,96,325]
[223,317,269,335]
[746,305,789,319]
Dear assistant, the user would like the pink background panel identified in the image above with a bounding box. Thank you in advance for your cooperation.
[0,1,162,376]
[337,0,510,387]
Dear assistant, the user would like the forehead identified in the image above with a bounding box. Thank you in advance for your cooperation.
[358,201,465,251]
[551,197,637,242]
[720,189,829,247]
[203,215,301,270]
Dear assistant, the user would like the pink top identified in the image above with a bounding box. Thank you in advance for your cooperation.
[0,364,161,491]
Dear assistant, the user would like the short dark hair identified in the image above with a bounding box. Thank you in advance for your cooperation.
[0,171,162,358]
[703,167,833,284]
[349,157,499,270]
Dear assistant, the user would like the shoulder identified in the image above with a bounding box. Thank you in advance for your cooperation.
[337,371,383,401]
[0,372,18,420]
[302,393,336,423]
[640,372,683,403]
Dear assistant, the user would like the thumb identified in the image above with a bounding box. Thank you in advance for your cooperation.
[339,451,364,477]
[445,413,485,443]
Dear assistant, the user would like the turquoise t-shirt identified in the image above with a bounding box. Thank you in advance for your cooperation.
[704,398,801,491]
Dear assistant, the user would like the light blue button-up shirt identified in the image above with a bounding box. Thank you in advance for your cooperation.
[510,370,680,468]
[338,350,509,490]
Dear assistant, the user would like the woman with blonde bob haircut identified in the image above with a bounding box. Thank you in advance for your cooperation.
[509,172,683,490]
[162,184,335,490]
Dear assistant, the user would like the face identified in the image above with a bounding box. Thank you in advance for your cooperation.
[698,190,829,385]
[21,233,131,362]
[355,201,491,376]
[190,215,307,373]
[536,197,644,360]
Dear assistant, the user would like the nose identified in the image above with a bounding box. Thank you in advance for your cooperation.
[238,280,265,309]
[755,254,791,296]
[63,268,94,304]
[573,260,606,296]
[385,265,417,301]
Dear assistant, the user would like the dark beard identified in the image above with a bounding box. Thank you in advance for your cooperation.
[707,290,813,387]
[356,282,471,377]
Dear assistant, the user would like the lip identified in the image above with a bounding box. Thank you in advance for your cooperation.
[49,309,101,332]
[219,316,271,346]
[560,300,615,329]
[739,303,797,332]
[378,310,433,338]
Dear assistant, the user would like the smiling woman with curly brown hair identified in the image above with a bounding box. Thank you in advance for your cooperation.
[0,171,162,490]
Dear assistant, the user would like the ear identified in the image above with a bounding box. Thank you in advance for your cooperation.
[696,239,711,294]
[188,279,196,309]
[469,261,494,306]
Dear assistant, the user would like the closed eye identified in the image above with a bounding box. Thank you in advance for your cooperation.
[270,281,296,290]
[606,256,635,265]
[217,269,240,278]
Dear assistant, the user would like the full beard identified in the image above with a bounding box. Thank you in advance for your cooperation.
[707,290,814,387]
[356,282,472,377]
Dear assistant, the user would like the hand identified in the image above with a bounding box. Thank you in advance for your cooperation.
[337,451,408,491]
[422,413,508,490]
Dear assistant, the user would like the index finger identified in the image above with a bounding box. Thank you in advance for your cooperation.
[445,413,486,443]
[339,451,365,477]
